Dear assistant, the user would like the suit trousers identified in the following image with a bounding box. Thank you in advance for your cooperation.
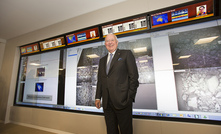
[103,99,133,134]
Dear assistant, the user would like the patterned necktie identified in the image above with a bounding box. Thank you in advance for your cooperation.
[106,53,113,74]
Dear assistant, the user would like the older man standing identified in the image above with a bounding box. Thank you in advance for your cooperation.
[95,34,139,134]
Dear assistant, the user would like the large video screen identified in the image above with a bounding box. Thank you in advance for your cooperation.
[15,22,221,124]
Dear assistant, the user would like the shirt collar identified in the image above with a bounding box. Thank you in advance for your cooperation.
[108,49,117,55]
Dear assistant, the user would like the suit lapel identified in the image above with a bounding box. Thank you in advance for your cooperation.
[103,54,108,75]
[108,49,120,74]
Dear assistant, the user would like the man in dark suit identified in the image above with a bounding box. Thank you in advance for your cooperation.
[95,34,139,134]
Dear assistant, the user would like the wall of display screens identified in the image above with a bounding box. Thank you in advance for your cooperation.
[16,0,221,125]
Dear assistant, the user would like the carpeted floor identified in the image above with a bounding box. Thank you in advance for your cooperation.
[0,122,56,134]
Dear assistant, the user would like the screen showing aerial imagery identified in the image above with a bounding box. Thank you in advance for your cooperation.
[64,36,157,113]
[169,25,221,115]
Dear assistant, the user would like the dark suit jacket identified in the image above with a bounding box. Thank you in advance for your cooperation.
[95,49,139,109]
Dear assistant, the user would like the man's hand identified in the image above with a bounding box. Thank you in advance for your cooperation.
[95,100,101,109]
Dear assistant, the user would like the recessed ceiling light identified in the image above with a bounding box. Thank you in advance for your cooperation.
[195,36,219,45]
[139,60,148,63]
[173,63,180,66]
[133,47,147,53]
[174,70,186,72]
[30,63,40,66]
[86,54,100,58]
[178,55,191,59]
[78,66,87,69]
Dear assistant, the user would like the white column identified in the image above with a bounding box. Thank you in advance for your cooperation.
[151,34,178,111]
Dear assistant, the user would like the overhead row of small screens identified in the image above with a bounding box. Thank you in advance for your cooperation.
[20,27,100,55]
[20,16,148,55]
[20,0,215,55]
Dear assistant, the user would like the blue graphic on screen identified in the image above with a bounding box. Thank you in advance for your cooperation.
[27,47,32,53]
[35,83,44,92]
[67,35,76,44]
[152,13,168,26]
[172,9,188,22]
[77,33,87,41]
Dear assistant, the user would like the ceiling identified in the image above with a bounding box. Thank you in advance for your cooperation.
[0,0,126,42]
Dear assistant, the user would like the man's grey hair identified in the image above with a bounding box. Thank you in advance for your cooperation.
[105,33,118,42]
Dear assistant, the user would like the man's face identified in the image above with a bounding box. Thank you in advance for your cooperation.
[105,34,118,53]
[199,7,204,13]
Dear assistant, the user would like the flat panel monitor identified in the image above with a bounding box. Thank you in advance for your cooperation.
[66,27,100,46]
[102,16,149,37]
[39,37,65,51]
[150,0,214,29]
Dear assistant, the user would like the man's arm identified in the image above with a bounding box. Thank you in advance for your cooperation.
[126,50,139,101]
[95,59,103,109]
